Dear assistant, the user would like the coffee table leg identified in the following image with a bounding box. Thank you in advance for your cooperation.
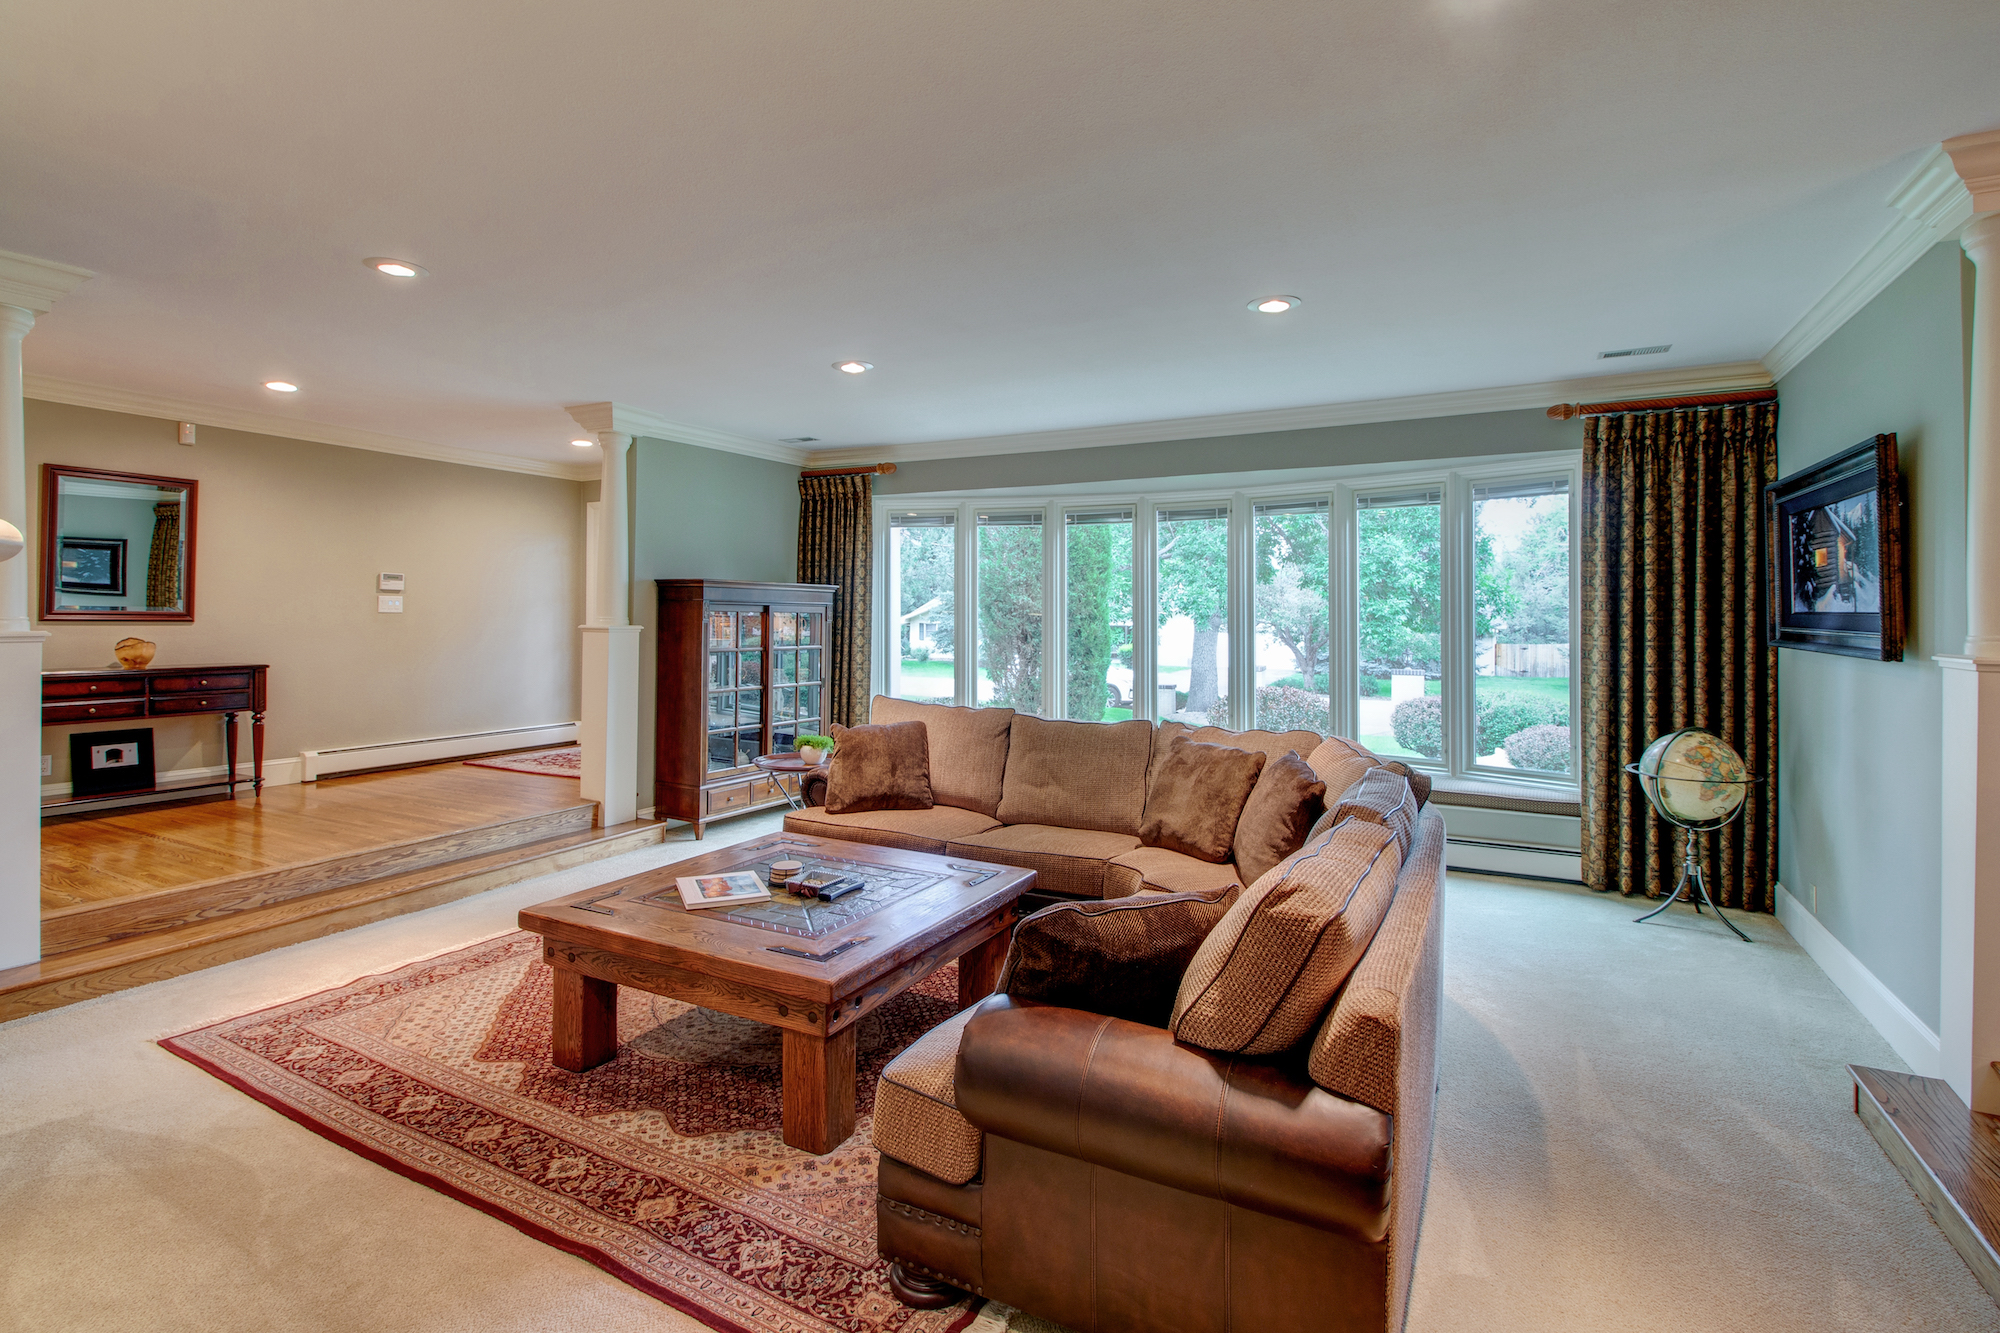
[957,928,1010,1010]
[782,1026,857,1154]
[551,966,618,1071]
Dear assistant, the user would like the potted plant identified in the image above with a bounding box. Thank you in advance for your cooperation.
[794,734,836,766]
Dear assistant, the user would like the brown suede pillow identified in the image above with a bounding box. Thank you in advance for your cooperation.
[998,888,1240,1027]
[1139,737,1267,863]
[1232,751,1328,887]
[822,720,933,814]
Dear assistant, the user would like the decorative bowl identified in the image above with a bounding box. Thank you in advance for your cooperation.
[113,637,157,669]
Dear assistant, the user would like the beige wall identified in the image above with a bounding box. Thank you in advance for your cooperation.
[28,401,585,784]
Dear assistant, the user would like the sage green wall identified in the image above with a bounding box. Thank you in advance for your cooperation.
[27,400,587,786]
[878,405,1579,494]
[1775,240,1974,1033]
[629,436,801,808]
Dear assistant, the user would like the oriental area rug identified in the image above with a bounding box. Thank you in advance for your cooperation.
[161,931,990,1333]
[464,746,584,778]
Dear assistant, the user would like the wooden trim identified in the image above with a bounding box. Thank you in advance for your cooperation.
[799,462,897,477]
[1545,389,1778,420]
[39,463,199,622]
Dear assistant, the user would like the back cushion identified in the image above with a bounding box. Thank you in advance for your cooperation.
[1138,737,1267,863]
[997,715,1155,834]
[1171,818,1402,1055]
[822,721,933,815]
[1187,725,1326,767]
[1305,735,1382,800]
[869,695,1013,818]
[1318,766,1419,859]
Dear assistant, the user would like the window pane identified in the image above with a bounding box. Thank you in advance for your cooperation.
[797,646,820,684]
[772,611,797,646]
[709,652,731,691]
[708,731,736,772]
[1253,499,1330,733]
[888,514,955,702]
[708,691,734,731]
[798,683,820,721]
[739,613,763,649]
[1357,491,1442,759]
[1064,508,1134,720]
[978,511,1044,713]
[708,611,734,647]
[1156,506,1229,723]
[1473,480,1572,774]
[739,652,762,688]
[775,686,796,723]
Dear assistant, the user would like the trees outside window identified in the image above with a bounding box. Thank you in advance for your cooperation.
[1156,507,1229,720]
[1251,500,1331,732]
[887,514,955,702]
[1064,509,1133,720]
[1358,492,1442,758]
[1472,480,1572,773]
[977,511,1044,713]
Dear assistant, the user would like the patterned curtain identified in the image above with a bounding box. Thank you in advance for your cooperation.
[146,502,181,609]
[1579,402,1779,911]
[798,473,872,728]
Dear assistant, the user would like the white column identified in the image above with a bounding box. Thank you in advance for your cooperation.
[1938,133,2000,1106]
[577,428,638,826]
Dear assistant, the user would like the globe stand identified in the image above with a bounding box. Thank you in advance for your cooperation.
[1632,826,1750,942]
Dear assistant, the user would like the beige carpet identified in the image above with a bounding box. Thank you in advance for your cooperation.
[0,815,1992,1332]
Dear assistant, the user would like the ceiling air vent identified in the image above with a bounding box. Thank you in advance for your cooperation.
[780,437,820,444]
[1598,344,1671,359]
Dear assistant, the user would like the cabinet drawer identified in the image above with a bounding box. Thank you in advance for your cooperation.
[43,699,147,725]
[706,780,758,815]
[151,690,252,715]
[151,672,253,694]
[43,676,145,701]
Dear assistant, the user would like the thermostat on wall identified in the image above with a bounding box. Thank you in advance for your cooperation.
[378,595,404,613]
[378,572,405,591]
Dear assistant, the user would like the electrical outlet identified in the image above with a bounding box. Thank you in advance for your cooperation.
[41,755,53,776]
[378,594,404,613]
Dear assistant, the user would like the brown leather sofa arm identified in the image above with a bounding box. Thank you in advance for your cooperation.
[801,770,828,807]
[954,996,1393,1239]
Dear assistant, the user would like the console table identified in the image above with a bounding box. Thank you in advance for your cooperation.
[41,663,268,808]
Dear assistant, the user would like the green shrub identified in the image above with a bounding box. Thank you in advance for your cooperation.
[1476,692,1568,754]
[1503,724,1571,773]
[1208,687,1332,733]
[1391,695,1444,758]
[909,645,931,662]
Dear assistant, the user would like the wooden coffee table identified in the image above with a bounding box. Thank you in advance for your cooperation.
[518,832,1035,1154]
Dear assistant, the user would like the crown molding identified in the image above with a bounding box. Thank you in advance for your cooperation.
[800,361,1774,468]
[0,249,95,315]
[1763,146,1975,381]
[564,401,810,465]
[25,375,598,481]
[1944,128,2000,214]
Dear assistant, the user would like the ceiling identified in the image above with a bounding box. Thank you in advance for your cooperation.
[3,0,1997,471]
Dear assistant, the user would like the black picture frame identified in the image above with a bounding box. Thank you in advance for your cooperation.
[68,728,156,798]
[1765,434,1905,661]
[57,536,127,595]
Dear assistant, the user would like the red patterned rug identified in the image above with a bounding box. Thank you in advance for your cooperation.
[465,746,583,778]
[161,931,981,1333]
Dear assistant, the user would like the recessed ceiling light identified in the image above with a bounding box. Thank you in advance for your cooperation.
[834,360,874,374]
[1249,296,1302,314]
[365,257,428,278]
[264,381,298,392]
[571,438,595,448]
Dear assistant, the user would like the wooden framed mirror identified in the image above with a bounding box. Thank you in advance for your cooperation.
[40,464,198,622]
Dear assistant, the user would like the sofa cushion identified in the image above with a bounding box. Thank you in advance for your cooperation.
[1139,737,1266,863]
[1305,735,1382,800]
[1185,724,1326,767]
[1313,766,1419,859]
[1103,847,1245,899]
[1170,818,1402,1055]
[1380,759,1432,806]
[868,696,1014,818]
[783,805,1001,855]
[874,1005,983,1186]
[1232,750,1328,886]
[996,715,1153,835]
[822,720,933,814]
[947,824,1142,899]
[998,889,1238,1027]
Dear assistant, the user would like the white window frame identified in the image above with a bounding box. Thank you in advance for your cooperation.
[869,447,1581,793]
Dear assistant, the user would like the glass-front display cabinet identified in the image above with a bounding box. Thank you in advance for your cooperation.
[656,579,837,835]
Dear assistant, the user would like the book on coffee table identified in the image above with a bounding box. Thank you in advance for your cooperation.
[674,872,772,910]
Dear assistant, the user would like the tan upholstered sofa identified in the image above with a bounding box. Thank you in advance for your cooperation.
[785,695,1339,901]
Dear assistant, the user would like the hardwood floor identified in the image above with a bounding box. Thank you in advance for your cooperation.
[41,762,595,911]
[1851,1064,2000,1303]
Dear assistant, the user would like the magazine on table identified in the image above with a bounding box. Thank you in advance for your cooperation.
[675,872,773,910]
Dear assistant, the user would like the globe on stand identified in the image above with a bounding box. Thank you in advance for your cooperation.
[1624,728,1757,941]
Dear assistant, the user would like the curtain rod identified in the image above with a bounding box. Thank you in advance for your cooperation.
[799,462,898,477]
[1546,388,1777,420]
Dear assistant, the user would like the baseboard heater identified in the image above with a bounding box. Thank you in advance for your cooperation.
[299,723,580,781]
[1445,837,1584,884]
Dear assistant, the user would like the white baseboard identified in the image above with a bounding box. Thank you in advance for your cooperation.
[299,722,579,781]
[1776,882,1941,1077]
[43,755,303,799]
[1446,838,1583,883]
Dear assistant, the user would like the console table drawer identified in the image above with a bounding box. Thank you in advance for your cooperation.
[151,672,253,694]
[152,690,253,715]
[43,676,145,701]
[43,699,147,725]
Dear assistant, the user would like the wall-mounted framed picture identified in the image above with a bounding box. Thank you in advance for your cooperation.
[1765,433,1905,661]
[57,536,128,595]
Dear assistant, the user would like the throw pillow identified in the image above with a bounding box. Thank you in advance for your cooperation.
[1305,735,1382,800]
[822,720,934,814]
[1323,765,1420,858]
[998,888,1239,1027]
[1170,817,1402,1055]
[1380,759,1432,806]
[1138,737,1267,863]
[1232,750,1328,886]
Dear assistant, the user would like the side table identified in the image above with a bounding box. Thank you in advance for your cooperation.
[753,753,829,811]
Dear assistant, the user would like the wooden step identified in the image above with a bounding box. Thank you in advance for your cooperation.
[41,802,596,955]
[1851,1064,2000,1305]
[0,819,666,1022]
